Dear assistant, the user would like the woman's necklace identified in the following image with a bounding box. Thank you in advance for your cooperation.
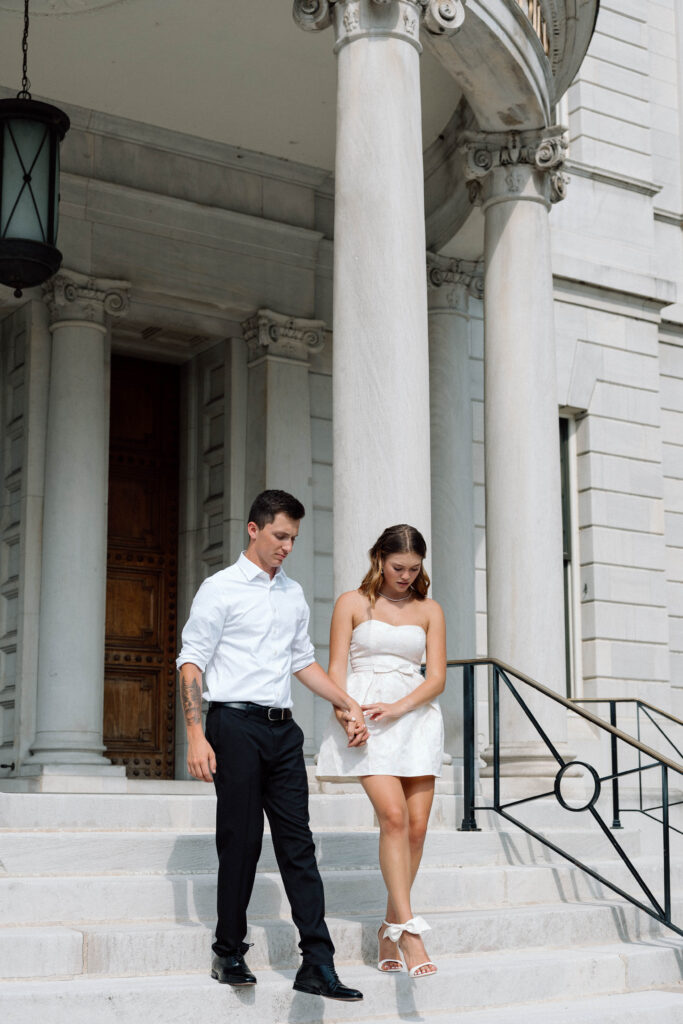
[378,590,411,603]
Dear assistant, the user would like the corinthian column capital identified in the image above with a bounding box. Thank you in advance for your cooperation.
[43,269,130,330]
[427,253,484,311]
[242,309,326,366]
[293,0,464,46]
[462,127,569,209]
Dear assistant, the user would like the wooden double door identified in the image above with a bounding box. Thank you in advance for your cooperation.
[103,356,180,778]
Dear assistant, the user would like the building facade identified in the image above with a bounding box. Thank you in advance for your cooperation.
[0,0,681,789]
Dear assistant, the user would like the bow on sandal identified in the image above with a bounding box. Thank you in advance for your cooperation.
[382,917,437,978]
[377,920,404,973]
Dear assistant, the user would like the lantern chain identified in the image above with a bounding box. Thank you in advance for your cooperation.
[18,0,32,100]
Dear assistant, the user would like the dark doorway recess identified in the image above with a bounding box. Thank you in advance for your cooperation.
[104,355,180,779]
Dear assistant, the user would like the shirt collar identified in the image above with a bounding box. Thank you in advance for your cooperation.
[237,551,288,586]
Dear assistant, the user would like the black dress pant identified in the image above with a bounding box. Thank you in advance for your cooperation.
[205,703,334,965]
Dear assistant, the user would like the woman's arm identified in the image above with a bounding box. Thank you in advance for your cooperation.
[363,600,447,723]
[328,591,357,689]
[326,591,365,737]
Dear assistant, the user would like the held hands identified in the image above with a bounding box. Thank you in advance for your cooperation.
[186,733,217,782]
[337,698,369,747]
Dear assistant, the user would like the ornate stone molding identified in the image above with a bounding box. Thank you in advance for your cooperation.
[43,270,130,328]
[422,0,465,36]
[292,0,333,31]
[427,253,484,309]
[462,127,569,208]
[293,0,464,45]
[242,309,326,366]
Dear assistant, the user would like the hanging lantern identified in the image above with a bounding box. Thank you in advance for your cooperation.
[0,1,70,298]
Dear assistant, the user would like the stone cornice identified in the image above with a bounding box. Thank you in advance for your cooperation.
[293,0,465,46]
[242,308,326,366]
[44,269,130,327]
[462,126,569,207]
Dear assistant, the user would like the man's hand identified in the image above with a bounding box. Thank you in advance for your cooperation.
[187,732,217,782]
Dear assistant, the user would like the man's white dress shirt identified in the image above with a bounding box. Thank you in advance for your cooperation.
[176,552,316,708]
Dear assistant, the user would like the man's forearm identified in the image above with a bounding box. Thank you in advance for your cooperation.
[294,661,353,711]
[179,663,204,730]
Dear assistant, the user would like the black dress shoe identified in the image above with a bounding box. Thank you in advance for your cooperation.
[293,963,363,1001]
[211,952,256,986]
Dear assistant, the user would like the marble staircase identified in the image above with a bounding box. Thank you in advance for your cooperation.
[1,772,683,1023]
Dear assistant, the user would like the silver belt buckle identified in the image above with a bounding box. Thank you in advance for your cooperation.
[268,707,284,721]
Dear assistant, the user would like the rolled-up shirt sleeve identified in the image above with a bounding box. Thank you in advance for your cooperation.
[290,595,316,673]
[176,577,227,672]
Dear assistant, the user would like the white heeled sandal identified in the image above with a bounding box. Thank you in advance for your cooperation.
[382,917,437,978]
[377,920,405,972]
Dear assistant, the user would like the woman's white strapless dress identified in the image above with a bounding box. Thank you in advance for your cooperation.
[315,619,444,778]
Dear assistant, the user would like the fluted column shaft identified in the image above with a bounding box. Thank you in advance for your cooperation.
[28,271,129,768]
[464,130,570,774]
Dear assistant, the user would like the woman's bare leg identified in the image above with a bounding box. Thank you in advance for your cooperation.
[384,775,435,922]
[361,774,436,975]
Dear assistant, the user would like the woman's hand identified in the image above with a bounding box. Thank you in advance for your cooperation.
[361,700,407,724]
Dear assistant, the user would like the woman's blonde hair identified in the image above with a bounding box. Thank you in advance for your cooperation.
[359,524,430,605]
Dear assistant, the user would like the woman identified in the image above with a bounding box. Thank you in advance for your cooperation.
[316,525,446,978]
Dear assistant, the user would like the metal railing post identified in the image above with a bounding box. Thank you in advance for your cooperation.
[609,701,623,829]
[492,665,501,811]
[663,764,671,923]
[459,662,479,832]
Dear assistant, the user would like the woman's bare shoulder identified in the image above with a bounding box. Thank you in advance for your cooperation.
[333,589,365,613]
[422,596,445,623]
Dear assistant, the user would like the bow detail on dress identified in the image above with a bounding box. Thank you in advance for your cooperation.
[382,916,431,942]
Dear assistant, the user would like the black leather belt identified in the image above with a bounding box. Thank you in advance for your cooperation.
[209,700,292,721]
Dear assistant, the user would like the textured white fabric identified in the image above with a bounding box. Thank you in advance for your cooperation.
[177,552,315,707]
[316,620,443,778]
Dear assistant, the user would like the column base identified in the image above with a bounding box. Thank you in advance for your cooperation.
[1,763,128,794]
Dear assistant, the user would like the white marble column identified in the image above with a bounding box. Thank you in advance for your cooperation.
[427,254,480,759]
[242,309,325,755]
[26,271,129,771]
[295,0,465,594]
[463,129,570,775]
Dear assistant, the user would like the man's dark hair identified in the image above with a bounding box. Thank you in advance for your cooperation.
[248,490,305,529]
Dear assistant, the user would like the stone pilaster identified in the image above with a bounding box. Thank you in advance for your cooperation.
[462,128,571,776]
[242,308,323,756]
[25,271,129,776]
[427,254,481,762]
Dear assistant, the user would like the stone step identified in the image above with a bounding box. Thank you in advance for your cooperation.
[1,858,680,927]
[2,943,682,1024]
[0,824,643,876]
[2,899,680,980]
[417,990,683,1024]
[0,789,626,832]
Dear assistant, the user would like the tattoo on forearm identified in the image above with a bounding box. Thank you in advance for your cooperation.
[181,675,202,726]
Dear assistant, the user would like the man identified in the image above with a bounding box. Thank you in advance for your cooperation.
[177,489,367,1001]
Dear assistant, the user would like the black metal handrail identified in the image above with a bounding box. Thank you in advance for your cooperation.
[452,657,683,938]
[571,696,683,833]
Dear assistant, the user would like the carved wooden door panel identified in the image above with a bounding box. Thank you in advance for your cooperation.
[103,356,179,778]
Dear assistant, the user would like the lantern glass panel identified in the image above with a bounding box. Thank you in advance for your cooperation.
[1,119,51,243]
